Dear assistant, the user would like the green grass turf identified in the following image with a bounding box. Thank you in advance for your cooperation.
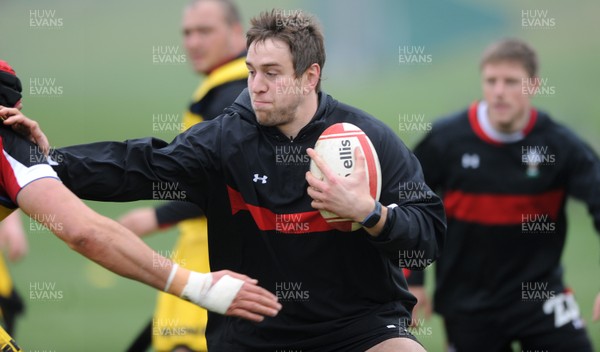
[1,0,599,350]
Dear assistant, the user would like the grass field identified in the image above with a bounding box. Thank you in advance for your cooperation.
[1,0,599,350]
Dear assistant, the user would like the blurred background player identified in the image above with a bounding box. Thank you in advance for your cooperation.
[0,213,26,336]
[409,38,600,351]
[118,0,247,351]
[0,58,279,350]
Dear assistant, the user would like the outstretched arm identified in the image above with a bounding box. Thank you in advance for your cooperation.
[16,178,280,322]
[51,121,221,206]
[118,207,159,237]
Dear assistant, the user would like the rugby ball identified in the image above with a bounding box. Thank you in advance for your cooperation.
[310,122,382,231]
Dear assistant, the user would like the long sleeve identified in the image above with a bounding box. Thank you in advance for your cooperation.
[51,121,222,209]
[155,201,204,228]
[564,130,600,234]
[402,125,449,279]
[367,126,446,269]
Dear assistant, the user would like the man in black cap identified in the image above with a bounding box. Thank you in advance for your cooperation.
[0,60,28,338]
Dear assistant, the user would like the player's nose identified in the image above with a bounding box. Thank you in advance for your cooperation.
[249,73,268,94]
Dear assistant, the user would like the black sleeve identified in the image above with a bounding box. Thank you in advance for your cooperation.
[51,121,222,208]
[402,127,447,281]
[564,131,600,234]
[155,201,203,227]
[366,124,446,270]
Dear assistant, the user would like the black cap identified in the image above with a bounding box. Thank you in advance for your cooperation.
[0,60,23,108]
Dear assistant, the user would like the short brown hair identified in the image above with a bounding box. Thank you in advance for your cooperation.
[480,39,538,77]
[246,9,326,91]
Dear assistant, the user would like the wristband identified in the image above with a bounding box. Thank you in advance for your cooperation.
[180,272,244,314]
[360,201,382,228]
[163,263,179,292]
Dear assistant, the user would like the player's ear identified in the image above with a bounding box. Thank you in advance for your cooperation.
[302,63,320,94]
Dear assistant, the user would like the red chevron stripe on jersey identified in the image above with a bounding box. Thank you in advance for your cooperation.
[227,186,334,234]
[443,188,565,225]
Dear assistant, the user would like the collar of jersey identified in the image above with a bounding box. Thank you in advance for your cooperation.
[469,101,538,146]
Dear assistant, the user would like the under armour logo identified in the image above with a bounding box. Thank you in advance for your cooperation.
[253,174,268,184]
[461,153,480,169]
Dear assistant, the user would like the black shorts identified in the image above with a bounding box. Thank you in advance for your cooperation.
[209,309,422,352]
[211,326,420,352]
[443,291,593,352]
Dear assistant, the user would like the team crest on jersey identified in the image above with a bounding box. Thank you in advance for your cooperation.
[522,148,541,178]
[461,153,480,169]
[524,153,540,178]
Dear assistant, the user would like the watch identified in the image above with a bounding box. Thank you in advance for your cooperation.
[360,201,382,228]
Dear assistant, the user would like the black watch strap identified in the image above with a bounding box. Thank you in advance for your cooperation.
[360,201,382,228]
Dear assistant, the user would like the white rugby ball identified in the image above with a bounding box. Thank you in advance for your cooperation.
[310,122,382,232]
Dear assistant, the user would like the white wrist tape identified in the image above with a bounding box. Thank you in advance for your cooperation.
[180,272,244,314]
